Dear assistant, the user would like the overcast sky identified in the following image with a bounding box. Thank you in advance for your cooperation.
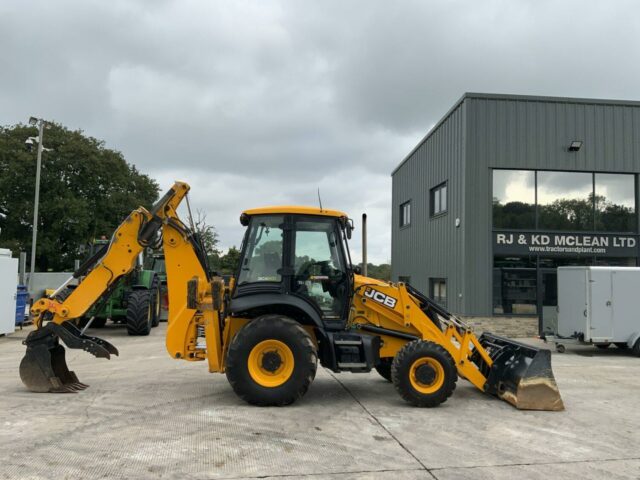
[2,0,640,263]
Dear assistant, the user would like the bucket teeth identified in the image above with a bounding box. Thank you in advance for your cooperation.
[19,322,115,393]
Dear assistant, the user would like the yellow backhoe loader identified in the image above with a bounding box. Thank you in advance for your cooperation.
[20,182,563,410]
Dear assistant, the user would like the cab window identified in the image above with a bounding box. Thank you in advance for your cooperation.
[238,215,284,284]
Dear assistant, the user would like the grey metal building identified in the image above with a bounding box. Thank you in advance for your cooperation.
[391,93,640,336]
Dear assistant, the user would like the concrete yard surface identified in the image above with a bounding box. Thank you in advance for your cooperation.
[1,323,639,480]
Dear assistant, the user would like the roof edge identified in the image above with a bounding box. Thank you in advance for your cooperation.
[391,92,640,176]
[463,92,640,107]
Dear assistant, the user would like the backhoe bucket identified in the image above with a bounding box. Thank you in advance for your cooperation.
[20,322,118,393]
[479,333,564,411]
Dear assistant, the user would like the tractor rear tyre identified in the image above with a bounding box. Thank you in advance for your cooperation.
[225,315,317,406]
[375,358,393,382]
[392,340,457,408]
[150,280,161,328]
[126,290,153,336]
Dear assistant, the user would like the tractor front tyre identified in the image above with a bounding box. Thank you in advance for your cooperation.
[392,340,457,408]
[225,315,317,406]
[150,280,161,328]
[126,290,153,336]
[375,358,393,382]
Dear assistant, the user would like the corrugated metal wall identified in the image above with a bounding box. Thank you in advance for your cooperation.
[465,95,640,315]
[391,101,466,313]
[393,93,640,316]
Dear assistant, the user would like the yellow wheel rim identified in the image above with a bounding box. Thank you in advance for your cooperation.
[409,357,445,394]
[248,340,295,388]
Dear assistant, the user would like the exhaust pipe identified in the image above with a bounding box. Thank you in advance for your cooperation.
[362,213,367,277]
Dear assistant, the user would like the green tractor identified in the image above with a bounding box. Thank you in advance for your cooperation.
[144,252,168,321]
[80,239,162,335]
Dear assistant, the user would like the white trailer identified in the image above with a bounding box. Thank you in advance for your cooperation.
[0,249,18,335]
[550,266,640,355]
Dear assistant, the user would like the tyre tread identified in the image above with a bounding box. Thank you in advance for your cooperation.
[226,315,317,406]
[126,290,152,336]
[391,339,457,408]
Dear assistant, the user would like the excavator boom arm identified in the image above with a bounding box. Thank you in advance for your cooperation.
[30,182,191,324]
[20,181,223,393]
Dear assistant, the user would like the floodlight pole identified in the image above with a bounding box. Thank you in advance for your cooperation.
[28,120,45,293]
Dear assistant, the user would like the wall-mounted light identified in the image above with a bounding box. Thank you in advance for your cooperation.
[569,140,583,152]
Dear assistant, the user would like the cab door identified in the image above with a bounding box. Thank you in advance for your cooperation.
[291,217,350,325]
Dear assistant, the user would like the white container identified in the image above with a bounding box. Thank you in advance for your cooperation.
[556,266,640,350]
[0,249,18,335]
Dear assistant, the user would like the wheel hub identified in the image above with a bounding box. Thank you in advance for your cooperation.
[261,351,282,373]
[415,364,436,385]
[247,339,295,388]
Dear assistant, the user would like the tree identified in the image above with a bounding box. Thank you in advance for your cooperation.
[216,246,241,275]
[365,263,391,281]
[0,123,159,271]
[193,209,221,265]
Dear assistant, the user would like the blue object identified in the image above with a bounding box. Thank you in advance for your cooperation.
[15,285,29,326]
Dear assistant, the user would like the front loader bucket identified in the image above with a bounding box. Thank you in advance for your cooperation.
[20,322,118,393]
[479,333,564,411]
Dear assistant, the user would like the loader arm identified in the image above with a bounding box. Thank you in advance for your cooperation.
[350,276,564,411]
[21,181,226,393]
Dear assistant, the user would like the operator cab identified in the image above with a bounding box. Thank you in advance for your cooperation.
[232,206,354,328]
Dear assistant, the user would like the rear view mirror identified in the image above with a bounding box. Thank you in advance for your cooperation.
[345,218,354,240]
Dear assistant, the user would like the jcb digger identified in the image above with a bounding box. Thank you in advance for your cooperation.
[20,182,563,410]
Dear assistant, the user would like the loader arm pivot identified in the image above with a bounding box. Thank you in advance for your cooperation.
[20,181,225,393]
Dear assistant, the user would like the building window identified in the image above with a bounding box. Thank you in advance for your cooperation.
[595,173,636,232]
[400,201,411,227]
[492,170,535,229]
[430,182,447,216]
[429,278,447,306]
[492,169,637,233]
[398,275,411,284]
[537,171,593,231]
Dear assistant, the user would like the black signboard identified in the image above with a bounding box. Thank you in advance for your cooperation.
[493,231,638,257]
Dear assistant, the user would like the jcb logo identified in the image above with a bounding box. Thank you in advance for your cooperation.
[364,288,397,309]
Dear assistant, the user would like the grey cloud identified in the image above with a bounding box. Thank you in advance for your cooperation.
[2,0,640,263]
